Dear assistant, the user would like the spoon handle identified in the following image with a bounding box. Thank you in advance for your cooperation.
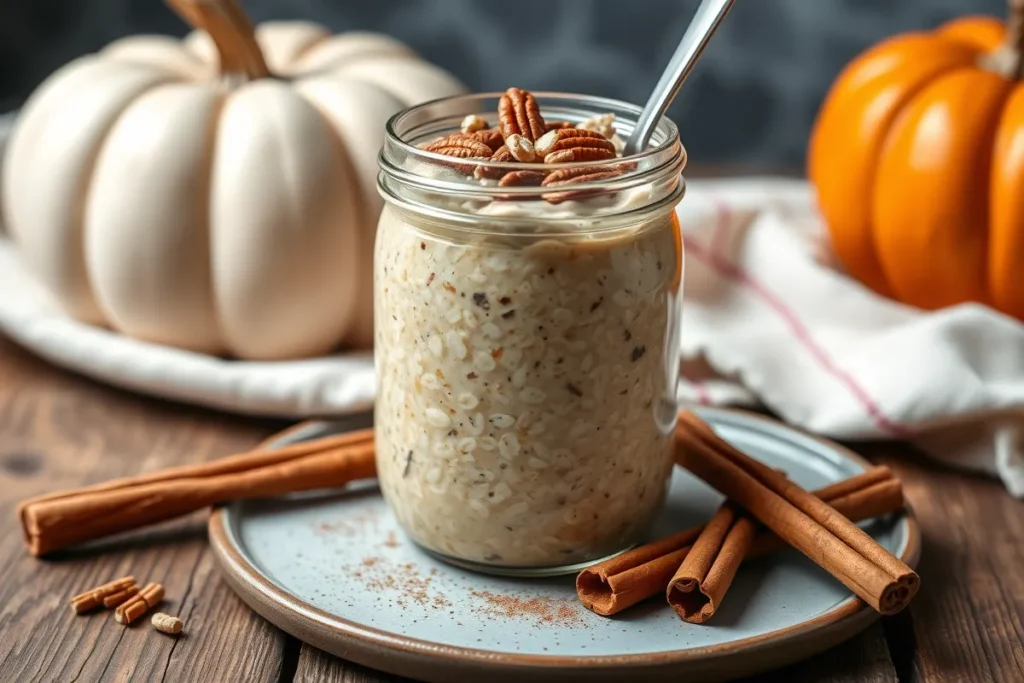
[624,0,735,155]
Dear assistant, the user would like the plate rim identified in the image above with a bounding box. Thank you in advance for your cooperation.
[208,406,921,679]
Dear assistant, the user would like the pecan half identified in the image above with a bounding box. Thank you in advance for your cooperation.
[544,120,575,131]
[473,145,515,180]
[490,145,514,163]
[535,128,615,163]
[424,133,493,159]
[545,147,617,164]
[535,128,606,156]
[470,129,505,152]
[541,166,625,204]
[536,126,614,162]
[505,134,537,162]
[499,170,547,187]
[498,88,547,142]
[542,166,624,187]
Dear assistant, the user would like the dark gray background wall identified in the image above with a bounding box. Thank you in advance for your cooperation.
[0,0,1010,168]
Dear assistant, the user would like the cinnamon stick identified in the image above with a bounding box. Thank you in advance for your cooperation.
[667,503,755,623]
[69,576,136,614]
[19,429,375,556]
[115,582,164,625]
[675,411,919,615]
[576,465,902,616]
[103,584,141,609]
[667,470,903,623]
[747,477,902,556]
[576,527,703,616]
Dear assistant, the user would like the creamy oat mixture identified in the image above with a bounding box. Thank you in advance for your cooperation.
[374,201,682,568]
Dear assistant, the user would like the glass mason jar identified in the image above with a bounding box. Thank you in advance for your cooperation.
[375,92,685,576]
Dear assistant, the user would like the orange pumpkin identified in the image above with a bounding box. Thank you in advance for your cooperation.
[809,0,1024,318]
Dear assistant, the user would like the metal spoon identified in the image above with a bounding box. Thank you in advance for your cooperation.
[623,0,735,156]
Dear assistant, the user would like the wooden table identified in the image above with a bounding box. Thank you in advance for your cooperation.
[1,334,1022,683]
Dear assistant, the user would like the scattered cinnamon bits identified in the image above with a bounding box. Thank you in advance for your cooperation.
[341,551,586,628]
[102,584,139,609]
[314,510,382,537]
[469,590,585,628]
[324,519,595,631]
[401,566,449,609]
[114,582,164,625]
[343,554,451,610]
[382,531,401,549]
[70,576,183,636]
[70,576,135,614]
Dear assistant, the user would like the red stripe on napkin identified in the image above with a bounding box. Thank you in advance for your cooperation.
[682,202,911,438]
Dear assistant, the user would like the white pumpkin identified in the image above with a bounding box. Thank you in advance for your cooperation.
[2,0,464,359]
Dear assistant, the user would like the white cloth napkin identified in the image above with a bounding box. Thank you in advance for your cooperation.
[678,178,1024,498]
[2,147,1022,494]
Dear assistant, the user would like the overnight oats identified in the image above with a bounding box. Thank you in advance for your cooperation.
[375,89,686,574]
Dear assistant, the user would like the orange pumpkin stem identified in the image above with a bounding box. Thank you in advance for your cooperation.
[165,0,271,80]
[1011,0,1024,78]
[987,0,1024,78]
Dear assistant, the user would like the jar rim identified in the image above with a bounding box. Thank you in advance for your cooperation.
[378,91,686,210]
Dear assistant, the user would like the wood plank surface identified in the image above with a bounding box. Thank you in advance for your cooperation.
[866,445,1024,683]
[744,623,897,683]
[0,337,292,683]
[2,331,1023,682]
[295,644,410,682]
[292,627,898,683]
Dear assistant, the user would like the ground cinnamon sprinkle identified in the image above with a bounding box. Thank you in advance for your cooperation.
[344,554,450,609]
[314,510,381,537]
[324,519,583,627]
[469,590,585,628]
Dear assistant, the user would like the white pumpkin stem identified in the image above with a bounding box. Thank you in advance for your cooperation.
[166,0,271,80]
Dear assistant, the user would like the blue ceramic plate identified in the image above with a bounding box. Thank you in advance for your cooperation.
[209,407,919,682]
